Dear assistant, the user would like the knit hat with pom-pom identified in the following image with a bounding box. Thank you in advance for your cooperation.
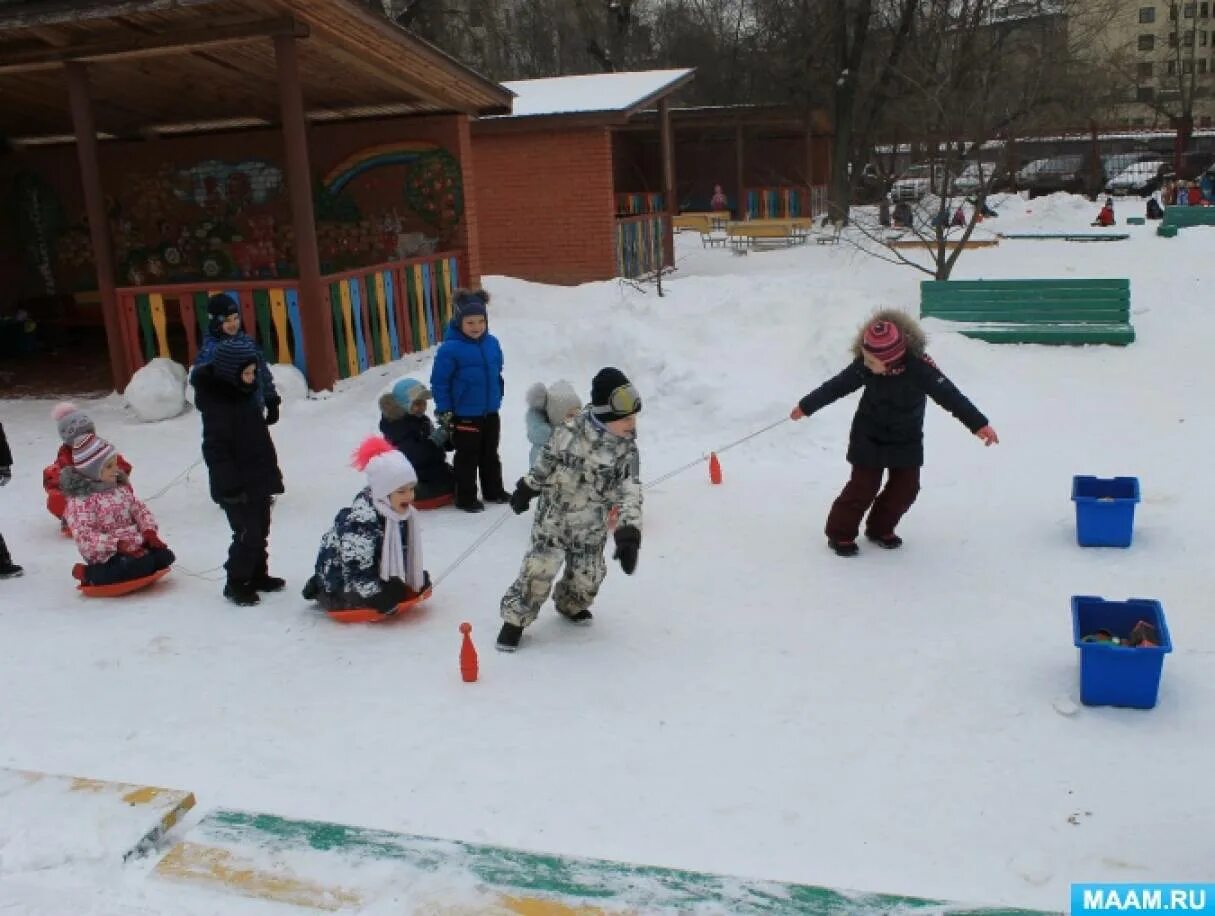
[52,402,95,445]
[351,435,417,499]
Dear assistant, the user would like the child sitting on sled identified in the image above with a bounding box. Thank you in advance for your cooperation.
[302,436,430,615]
[1093,198,1116,227]
[61,433,174,586]
[497,367,643,652]
[43,402,133,534]
[378,377,455,507]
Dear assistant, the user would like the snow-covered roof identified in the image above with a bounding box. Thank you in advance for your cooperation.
[495,69,694,120]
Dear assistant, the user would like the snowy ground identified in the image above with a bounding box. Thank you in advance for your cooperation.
[1,192,1212,913]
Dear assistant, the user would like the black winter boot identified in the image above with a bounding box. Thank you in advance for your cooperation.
[251,573,286,592]
[0,560,23,579]
[865,533,903,549]
[301,575,320,601]
[223,579,260,606]
[496,622,523,652]
[559,609,593,625]
[828,538,860,558]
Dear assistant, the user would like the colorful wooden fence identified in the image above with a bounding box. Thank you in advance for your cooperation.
[113,250,461,384]
[615,214,668,279]
[744,185,828,220]
[615,191,665,215]
[321,250,460,381]
[114,281,306,377]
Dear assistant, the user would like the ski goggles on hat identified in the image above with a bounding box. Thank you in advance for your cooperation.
[591,383,642,417]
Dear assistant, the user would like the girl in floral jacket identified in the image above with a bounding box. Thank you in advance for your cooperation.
[61,434,174,586]
[302,436,429,614]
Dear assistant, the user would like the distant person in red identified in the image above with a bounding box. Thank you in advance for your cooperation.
[1093,198,1115,227]
[710,184,728,212]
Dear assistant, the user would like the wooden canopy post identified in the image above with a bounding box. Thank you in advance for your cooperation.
[658,97,675,269]
[804,115,816,216]
[735,124,746,221]
[65,62,129,391]
[274,32,337,391]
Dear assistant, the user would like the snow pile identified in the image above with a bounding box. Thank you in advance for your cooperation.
[268,363,308,403]
[122,358,187,422]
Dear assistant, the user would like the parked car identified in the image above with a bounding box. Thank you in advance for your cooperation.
[1013,157,1053,188]
[1022,154,1097,197]
[953,161,1008,195]
[891,163,957,201]
[1105,160,1167,196]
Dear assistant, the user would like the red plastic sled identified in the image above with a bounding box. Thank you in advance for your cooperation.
[78,566,171,598]
[326,586,433,624]
[414,493,454,512]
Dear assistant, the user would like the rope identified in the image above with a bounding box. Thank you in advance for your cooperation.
[429,416,794,587]
[144,457,205,502]
[431,509,513,587]
[643,416,791,491]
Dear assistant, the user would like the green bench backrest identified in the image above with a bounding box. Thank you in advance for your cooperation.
[1162,207,1215,228]
[921,279,1130,323]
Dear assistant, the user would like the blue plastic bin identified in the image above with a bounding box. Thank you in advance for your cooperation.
[1071,476,1140,547]
[1071,595,1172,709]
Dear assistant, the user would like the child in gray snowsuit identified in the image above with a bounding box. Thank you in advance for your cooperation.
[524,380,582,468]
[497,367,643,652]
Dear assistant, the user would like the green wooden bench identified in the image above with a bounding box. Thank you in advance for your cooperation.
[920,278,1134,345]
[997,232,1129,242]
[1161,206,1215,230]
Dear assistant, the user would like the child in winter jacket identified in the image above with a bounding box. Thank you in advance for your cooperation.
[378,377,455,505]
[1093,198,1116,227]
[429,288,507,512]
[43,402,132,532]
[191,336,285,606]
[497,367,643,652]
[791,310,998,557]
[0,421,22,578]
[61,433,174,586]
[302,436,430,614]
[524,380,581,468]
[193,293,281,423]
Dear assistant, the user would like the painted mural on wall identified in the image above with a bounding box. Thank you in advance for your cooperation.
[19,140,465,294]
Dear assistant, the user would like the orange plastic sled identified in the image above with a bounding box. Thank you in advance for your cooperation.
[78,566,171,598]
[414,493,454,512]
[326,586,433,624]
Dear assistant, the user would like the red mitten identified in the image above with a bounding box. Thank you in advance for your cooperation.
[143,529,167,550]
[117,539,145,557]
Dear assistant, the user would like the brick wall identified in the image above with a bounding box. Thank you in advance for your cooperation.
[472,126,616,285]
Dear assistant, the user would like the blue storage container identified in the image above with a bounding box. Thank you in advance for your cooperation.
[1071,476,1140,547]
[1071,595,1172,709]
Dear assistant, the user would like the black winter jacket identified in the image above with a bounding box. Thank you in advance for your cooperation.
[0,422,11,467]
[191,364,285,504]
[799,355,988,468]
[379,413,451,486]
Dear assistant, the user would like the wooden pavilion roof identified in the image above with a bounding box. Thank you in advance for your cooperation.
[0,0,514,144]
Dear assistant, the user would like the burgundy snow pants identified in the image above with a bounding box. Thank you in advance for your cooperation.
[825,465,921,542]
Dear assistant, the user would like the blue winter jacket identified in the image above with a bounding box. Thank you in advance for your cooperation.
[194,324,279,409]
[429,320,504,418]
[313,487,412,609]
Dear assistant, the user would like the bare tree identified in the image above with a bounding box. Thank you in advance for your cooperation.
[848,0,1117,279]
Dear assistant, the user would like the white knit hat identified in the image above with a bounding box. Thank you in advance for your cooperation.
[352,436,417,499]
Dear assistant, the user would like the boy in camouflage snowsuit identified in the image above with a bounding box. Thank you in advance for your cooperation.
[497,367,643,652]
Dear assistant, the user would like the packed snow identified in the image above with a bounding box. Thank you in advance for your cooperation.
[121,358,187,423]
[1,192,1212,914]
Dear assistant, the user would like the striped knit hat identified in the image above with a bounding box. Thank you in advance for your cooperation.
[71,432,117,480]
[211,336,260,386]
[862,319,906,366]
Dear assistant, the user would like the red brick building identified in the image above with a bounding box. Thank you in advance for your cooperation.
[472,76,832,286]
[472,70,694,286]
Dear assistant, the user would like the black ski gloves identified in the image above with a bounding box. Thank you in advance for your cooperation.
[613,525,640,574]
[509,477,541,515]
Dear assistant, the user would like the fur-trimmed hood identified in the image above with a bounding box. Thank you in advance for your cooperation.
[525,381,548,411]
[850,308,927,360]
[60,466,126,497]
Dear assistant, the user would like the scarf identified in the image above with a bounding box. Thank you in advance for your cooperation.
[372,496,424,592]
